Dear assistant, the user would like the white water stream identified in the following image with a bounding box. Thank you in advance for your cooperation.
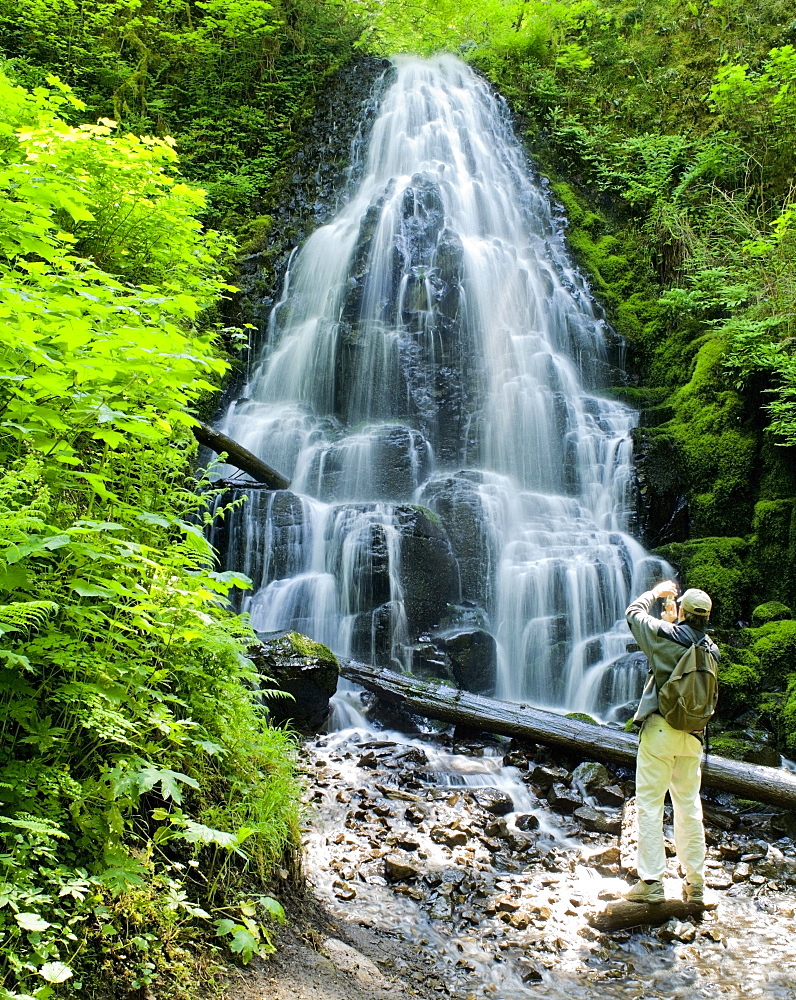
[213,53,670,718]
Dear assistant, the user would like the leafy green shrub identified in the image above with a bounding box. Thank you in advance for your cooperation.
[0,71,300,999]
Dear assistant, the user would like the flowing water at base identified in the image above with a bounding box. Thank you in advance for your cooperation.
[301,722,796,1000]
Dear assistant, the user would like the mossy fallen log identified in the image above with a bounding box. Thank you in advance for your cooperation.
[193,421,290,490]
[338,659,796,809]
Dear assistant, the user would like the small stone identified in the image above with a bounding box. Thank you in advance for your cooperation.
[516,813,540,831]
[431,825,469,847]
[573,804,621,834]
[384,850,424,881]
[571,761,613,792]
[733,862,750,882]
[547,783,582,815]
[530,764,570,791]
[405,804,427,824]
[594,784,626,808]
[473,787,515,815]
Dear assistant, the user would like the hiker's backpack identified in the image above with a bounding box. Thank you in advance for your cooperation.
[656,636,719,732]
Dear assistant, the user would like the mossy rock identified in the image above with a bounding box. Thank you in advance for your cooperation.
[746,620,796,688]
[655,338,758,537]
[750,500,796,611]
[716,647,762,719]
[708,731,780,768]
[777,674,796,756]
[654,536,749,627]
[565,712,598,725]
[751,602,793,627]
[250,630,339,732]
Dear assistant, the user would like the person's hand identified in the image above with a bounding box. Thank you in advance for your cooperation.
[651,580,677,600]
[660,599,677,623]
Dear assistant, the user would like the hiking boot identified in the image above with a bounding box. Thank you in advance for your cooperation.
[683,879,705,904]
[624,879,665,904]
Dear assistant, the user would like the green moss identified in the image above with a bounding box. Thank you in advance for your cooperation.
[654,338,758,537]
[549,180,663,351]
[708,731,780,767]
[716,647,762,718]
[749,500,796,609]
[778,675,796,755]
[746,620,796,688]
[751,601,793,627]
[565,712,598,725]
[654,536,749,627]
[285,631,338,665]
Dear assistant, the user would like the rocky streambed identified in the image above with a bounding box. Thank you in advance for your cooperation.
[230,719,796,1000]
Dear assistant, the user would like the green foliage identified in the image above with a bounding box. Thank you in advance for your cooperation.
[0,70,300,999]
[0,0,360,230]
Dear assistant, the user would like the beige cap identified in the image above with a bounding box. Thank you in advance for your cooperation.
[678,588,712,615]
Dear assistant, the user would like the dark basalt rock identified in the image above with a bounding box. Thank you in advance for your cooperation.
[437,628,497,695]
[419,472,496,608]
[394,505,459,637]
[250,630,339,731]
[473,788,515,816]
[631,426,690,547]
[306,424,432,502]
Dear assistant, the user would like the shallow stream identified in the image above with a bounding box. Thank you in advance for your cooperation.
[300,717,796,1000]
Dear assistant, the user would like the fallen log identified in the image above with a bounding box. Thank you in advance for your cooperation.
[192,422,290,490]
[587,896,715,933]
[338,659,796,810]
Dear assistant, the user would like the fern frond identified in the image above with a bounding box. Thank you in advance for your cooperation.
[0,600,59,637]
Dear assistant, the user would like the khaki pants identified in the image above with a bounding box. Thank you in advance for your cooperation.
[635,712,706,883]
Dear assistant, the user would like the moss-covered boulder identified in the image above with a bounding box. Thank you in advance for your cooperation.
[778,676,796,756]
[250,630,339,731]
[750,499,796,611]
[708,730,781,768]
[751,601,793,627]
[747,620,796,688]
[717,646,762,719]
[654,535,749,627]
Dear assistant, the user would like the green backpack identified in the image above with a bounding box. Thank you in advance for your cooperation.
[656,636,719,733]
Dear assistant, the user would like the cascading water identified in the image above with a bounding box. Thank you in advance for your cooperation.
[212,53,669,720]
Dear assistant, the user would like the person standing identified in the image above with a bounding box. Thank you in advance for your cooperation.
[623,580,719,904]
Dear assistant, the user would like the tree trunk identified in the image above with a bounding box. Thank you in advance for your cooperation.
[192,422,290,490]
[338,659,796,809]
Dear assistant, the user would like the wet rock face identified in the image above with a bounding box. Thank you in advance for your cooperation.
[419,472,496,609]
[437,628,497,694]
[631,427,690,546]
[305,424,432,502]
[394,505,459,637]
[229,57,396,343]
[249,630,338,731]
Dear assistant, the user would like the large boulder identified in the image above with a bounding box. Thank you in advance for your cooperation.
[249,630,338,731]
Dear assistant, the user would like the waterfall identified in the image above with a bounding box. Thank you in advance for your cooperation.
[212,54,668,721]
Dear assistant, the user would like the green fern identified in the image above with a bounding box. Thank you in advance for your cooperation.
[0,600,59,637]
